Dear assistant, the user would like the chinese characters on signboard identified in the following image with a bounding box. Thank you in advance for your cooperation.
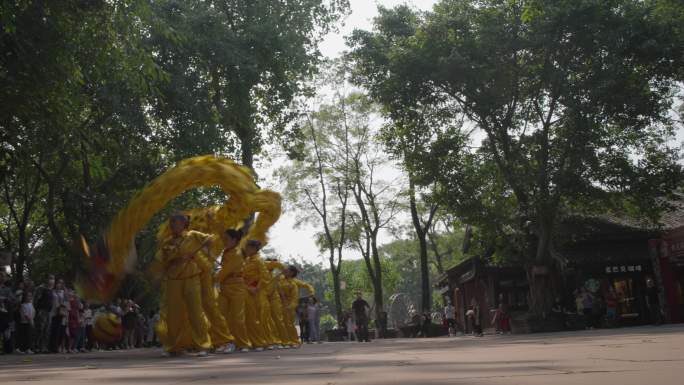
[604,265,642,274]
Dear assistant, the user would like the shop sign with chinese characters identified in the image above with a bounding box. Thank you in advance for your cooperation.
[605,265,642,274]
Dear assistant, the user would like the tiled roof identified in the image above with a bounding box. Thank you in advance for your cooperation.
[569,194,684,232]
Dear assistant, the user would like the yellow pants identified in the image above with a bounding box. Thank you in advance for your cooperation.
[259,293,281,346]
[269,294,289,346]
[218,282,252,349]
[244,289,269,348]
[282,305,299,346]
[162,275,211,352]
[200,272,234,347]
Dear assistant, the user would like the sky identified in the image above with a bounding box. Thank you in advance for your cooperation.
[259,1,440,265]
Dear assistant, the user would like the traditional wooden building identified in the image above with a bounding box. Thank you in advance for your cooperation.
[556,216,659,325]
[648,198,684,323]
[437,258,528,333]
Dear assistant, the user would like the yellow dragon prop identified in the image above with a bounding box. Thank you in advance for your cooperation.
[78,155,281,302]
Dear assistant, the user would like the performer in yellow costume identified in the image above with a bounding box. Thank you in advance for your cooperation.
[216,229,253,352]
[158,214,214,357]
[265,259,290,348]
[281,265,314,347]
[242,240,275,350]
[75,155,287,358]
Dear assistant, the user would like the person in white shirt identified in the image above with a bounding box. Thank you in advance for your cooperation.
[345,312,355,342]
[444,302,456,336]
[83,304,94,351]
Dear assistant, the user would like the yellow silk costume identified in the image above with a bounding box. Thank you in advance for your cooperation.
[75,155,286,354]
[265,261,290,346]
[280,277,314,346]
[196,251,234,348]
[243,253,275,347]
[157,230,214,353]
[216,247,252,349]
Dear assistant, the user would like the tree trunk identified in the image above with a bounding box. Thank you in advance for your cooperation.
[428,232,445,274]
[328,247,343,319]
[417,235,431,312]
[527,216,557,315]
[331,263,343,323]
[370,234,384,320]
[408,178,431,312]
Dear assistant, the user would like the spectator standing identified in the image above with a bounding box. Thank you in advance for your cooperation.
[33,275,55,353]
[135,308,146,348]
[444,302,457,336]
[351,292,371,342]
[491,294,511,334]
[307,297,322,343]
[581,288,594,329]
[551,297,567,328]
[344,312,355,342]
[149,310,160,346]
[67,291,82,353]
[16,292,35,354]
[122,300,137,349]
[467,298,483,337]
[0,272,17,353]
[49,279,67,352]
[421,312,432,338]
[645,278,662,325]
[605,287,618,326]
[83,303,94,351]
[377,311,388,339]
[297,301,309,343]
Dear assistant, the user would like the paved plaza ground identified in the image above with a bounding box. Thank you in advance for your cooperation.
[2,324,683,385]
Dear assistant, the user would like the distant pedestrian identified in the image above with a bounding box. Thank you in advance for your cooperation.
[551,297,567,328]
[377,311,388,339]
[467,298,483,337]
[605,287,618,326]
[421,312,432,338]
[83,303,94,351]
[581,288,594,329]
[345,312,355,341]
[352,292,371,342]
[298,301,309,343]
[444,302,457,336]
[645,278,662,325]
[307,297,322,343]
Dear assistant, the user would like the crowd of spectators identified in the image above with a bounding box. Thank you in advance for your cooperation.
[0,271,159,355]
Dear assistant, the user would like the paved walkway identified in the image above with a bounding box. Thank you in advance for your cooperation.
[2,325,683,384]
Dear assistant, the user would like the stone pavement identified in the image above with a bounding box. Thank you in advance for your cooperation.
[2,325,683,385]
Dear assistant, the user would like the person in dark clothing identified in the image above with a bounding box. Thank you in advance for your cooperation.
[377,311,388,339]
[49,304,67,353]
[645,278,662,325]
[421,312,432,338]
[0,271,17,353]
[298,302,309,343]
[551,297,567,328]
[352,293,371,342]
[33,275,55,353]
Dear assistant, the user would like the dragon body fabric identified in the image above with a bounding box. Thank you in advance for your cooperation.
[78,155,282,302]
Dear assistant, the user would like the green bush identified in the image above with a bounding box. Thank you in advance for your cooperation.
[320,313,337,331]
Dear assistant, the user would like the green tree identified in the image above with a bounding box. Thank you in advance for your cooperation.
[350,0,684,314]
[1,0,164,284]
[149,0,350,167]
[278,61,357,320]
